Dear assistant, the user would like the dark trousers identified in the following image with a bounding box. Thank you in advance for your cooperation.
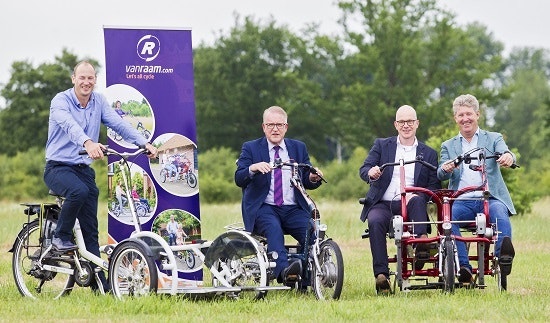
[44,161,100,258]
[253,204,313,279]
[367,196,428,278]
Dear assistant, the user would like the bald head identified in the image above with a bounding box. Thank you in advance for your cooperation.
[395,105,417,121]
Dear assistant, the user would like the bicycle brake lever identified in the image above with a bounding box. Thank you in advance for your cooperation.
[308,165,327,183]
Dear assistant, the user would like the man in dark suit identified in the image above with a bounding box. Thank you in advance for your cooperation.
[359,105,441,295]
[235,106,324,285]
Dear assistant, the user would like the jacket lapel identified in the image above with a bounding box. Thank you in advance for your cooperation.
[414,144,423,183]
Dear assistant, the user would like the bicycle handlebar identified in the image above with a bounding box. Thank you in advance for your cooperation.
[450,147,520,169]
[379,154,437,172]
[272,158,327,183]
[78,145,151,159]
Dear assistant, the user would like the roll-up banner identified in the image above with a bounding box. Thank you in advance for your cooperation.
[103,26,202,287]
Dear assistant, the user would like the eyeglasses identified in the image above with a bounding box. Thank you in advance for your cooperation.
[264,123,287,129]
[395,120,417,127]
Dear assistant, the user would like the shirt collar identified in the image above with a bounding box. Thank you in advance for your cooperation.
[458,128,480,141]
[70,88,95,109]
[268,140,286,151]
[396,136,418,149]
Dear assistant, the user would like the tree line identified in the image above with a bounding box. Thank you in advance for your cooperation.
[0,0,548,213]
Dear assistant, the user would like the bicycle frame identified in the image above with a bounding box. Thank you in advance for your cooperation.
[386,148,511,292]
[271,159,344,300]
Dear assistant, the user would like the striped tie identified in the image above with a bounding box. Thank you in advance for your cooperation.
[273,146,283,206]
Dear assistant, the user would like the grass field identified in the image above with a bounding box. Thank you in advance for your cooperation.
[1,197,549,322]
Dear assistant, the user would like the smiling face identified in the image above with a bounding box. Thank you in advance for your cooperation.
[394,105,418,144]
[454,105,480,138]
[71,62,96,102]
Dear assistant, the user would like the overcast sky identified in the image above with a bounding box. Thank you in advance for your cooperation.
[1,0,548,90]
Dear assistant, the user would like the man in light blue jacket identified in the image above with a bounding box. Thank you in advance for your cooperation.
[438,94,516,285]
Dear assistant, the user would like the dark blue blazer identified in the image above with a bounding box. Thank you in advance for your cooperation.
[359,136,441,222]
[235,137,321,232]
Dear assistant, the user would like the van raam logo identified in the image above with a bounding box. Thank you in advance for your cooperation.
[127,34,174,80]
[137,34,160,62]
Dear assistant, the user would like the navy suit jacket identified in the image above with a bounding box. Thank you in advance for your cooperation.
[235,137,322,232]
[359,136,441,222]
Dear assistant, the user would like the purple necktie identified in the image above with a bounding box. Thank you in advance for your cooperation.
[273,146,283,206]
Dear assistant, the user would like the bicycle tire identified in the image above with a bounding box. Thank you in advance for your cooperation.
[442,238,455,293]
[136,204,147,218]
[187,172,198,188]
[109,240,158,299]
[185,251,196,269]
[141,130,151,139]
[312,239,344,300]
[12,220,75,299]
[210,231,268,300]
[495,260,507,291]
[160,169,167,183]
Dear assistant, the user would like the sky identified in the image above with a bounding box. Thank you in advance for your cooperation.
[1,0,549,91]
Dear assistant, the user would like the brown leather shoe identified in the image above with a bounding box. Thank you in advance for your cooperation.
[375,274,391,295]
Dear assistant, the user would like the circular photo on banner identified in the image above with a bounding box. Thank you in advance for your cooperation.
[104,83,155,147]
[107,161,157,224]
[152,209,202,272]
[150,133,199,197]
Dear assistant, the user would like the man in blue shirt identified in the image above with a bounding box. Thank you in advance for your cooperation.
[44,61,157,292]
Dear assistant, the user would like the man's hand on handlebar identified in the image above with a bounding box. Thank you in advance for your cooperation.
[309,167,324,183]
[250,161,272,174]
[496,151,514,168]
[368,165,382,181]
[83,140,107,160]
[441,159,456,173]
[144,143,158,159]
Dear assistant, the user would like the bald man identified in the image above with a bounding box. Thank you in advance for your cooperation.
[359,105,441,295]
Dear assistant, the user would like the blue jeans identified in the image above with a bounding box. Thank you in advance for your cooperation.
[452,198,512,270]
[168,233,177,246]
[44,161,100,258]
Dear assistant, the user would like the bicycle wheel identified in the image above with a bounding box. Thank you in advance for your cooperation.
[494,260,507,291]
[160,169,167,183]
[135,204,147,218]
[12,220,75,299]
[442,239,455,293]
[312,239,344,300]
[110,202,121,217]
[184,251,196,269]
[187,172,198,188]
[209,231,268,300]
[141,130,151,139]
[109,240,158,299]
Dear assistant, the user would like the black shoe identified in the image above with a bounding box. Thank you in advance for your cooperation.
[375,274,391,295]
[458,267,473,283]
[282,259,302,285]
[52,237,77,251]
[415,243,430,271]
[499,236,515,276]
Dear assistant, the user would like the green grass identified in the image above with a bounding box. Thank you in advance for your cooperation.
[1,198,550,322]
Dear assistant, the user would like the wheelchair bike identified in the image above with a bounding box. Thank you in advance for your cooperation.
[361,148,517,293]
[262,159,344,300]
[10,146,284,300]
